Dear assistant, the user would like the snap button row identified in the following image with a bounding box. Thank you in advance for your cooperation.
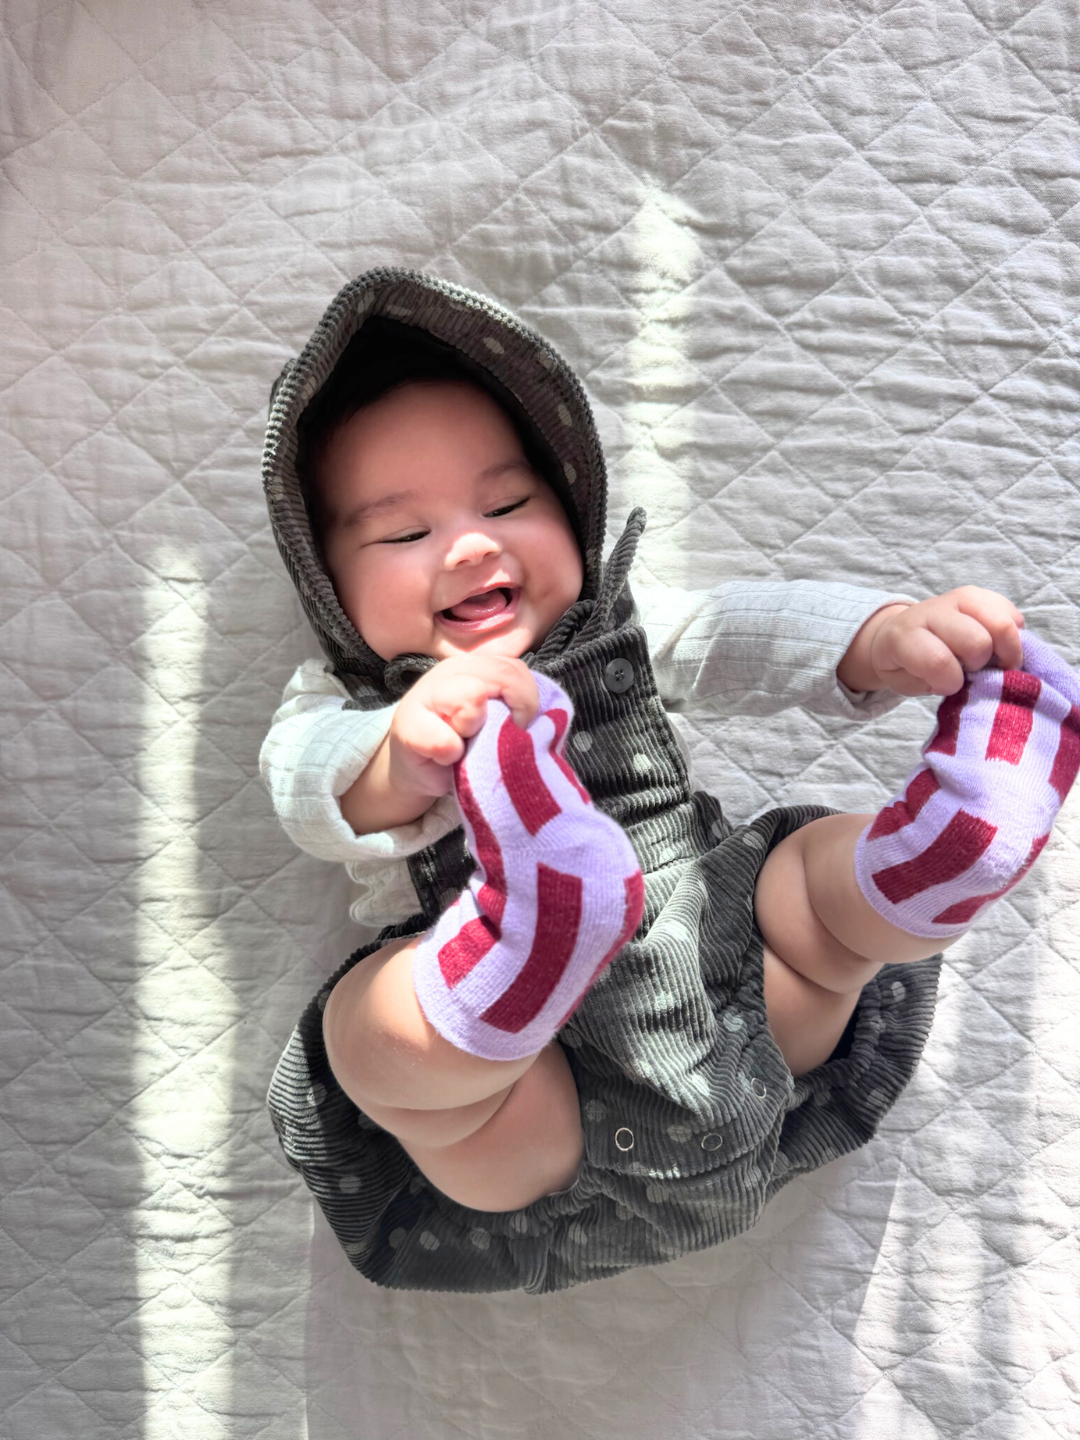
[603,658,635,694]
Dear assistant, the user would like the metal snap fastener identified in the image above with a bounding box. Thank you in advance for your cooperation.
[614,1127,635,1151]
[701,1133,723,1151]
[603,658,635,694]
[751,1078,767,1099]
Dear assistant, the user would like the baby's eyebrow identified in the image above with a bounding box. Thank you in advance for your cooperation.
[478,459,533,481]
[337,489,421,530]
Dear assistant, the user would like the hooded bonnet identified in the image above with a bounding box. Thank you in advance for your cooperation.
[262,269,627,705]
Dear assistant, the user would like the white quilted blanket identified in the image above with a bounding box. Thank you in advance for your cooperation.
[3,2,1079,1436]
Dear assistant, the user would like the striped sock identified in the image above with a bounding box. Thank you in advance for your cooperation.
[854,631,1080,939]
[412,672,644,1061]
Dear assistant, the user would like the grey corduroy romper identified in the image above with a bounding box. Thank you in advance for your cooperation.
[262,270,942,1295]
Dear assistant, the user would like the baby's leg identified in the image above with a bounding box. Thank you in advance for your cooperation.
[323,673,642,1210]
[757,814,943,1075]
[323,934,584,1211]
[759,634,1080,1075]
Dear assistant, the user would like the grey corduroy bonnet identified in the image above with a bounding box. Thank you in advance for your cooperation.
[262,269,941,1294]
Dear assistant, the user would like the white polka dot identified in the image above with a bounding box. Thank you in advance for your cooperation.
[343,1240,367,1256]
[615,1202,634,1221]
[572,731,593,752]
[568,1220,589,1245]
[722,1010,744,1032]
[867,1087,887,1107]
[632,752,652,774]
[563,461,577,483]
[388,1227,408,1249]
[482,336,504,354]
[645,1183,669,1204]
[470,1228,490,1250]
[538,351,555,370]
[511,1212,530,1234]
[891,981,907,1003]
[667,1122,692,1143]
[710,819,727,840]
[557,402,572,426]
[584,1099,608,1122]
[419,1231,440,1251]
[317,990,330,1011]
[307,1084,326,1107]
[339,1174,361,1195]
[741,830,766,849]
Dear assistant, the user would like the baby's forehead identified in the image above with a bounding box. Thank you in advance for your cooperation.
[329,378,527,461]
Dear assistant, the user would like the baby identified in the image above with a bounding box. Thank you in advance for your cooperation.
[261,271,1080,1295]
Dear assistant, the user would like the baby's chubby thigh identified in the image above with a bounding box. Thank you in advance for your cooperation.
[386,1042,583,1212]
[754,815,887,1077]
[322,934,584,1211]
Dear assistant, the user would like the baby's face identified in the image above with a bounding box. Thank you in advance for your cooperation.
[318,380,584,663]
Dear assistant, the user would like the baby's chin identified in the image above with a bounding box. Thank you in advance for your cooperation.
[432,627,537,662]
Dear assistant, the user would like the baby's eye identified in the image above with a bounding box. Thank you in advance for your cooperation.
[380,531,428,545]
[485,498,528,518]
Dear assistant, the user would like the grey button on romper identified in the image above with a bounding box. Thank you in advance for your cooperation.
[262,270,942,1294]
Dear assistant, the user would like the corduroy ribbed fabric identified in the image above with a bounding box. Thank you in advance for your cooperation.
[262,271,942,1294]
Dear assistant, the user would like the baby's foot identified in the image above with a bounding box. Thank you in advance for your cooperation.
[855,631,1080,939]
[412,672,644,1060]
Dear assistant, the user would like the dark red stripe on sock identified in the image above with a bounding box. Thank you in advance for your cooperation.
[558,870,645,1028]
[867,769,941,840]
[926,682,969,756]
[548,707,592,804]
[481,864,583,1033]
[986,671,1040,763]
[1048,704,1080,802]
[872,809,998,904]
[454,756,506,913]
[932,833,1050,927]
[438,916,500,987]
[498,715,561,836]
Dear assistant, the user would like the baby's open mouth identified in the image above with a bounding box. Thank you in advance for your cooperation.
[441,587,515,622]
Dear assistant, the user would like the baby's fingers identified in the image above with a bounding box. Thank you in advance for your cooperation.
[881,625,967,696]
[952,587,1025,669]
[402,705,467,766]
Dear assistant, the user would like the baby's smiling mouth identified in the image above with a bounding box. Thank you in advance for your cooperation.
[440,586,517,624]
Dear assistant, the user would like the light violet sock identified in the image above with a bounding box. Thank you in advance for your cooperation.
[412,672,645,1061]
[854,631,1080,939]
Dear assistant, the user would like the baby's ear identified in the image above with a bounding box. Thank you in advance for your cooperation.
[269,359,295,413]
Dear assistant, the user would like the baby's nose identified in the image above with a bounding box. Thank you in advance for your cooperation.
[447,529,500,566]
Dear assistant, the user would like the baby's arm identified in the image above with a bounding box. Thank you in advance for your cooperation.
[338,654,542,835]
[638,578,919,720]
[259,658,403,862]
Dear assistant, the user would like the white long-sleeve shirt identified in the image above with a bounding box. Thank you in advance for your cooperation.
[260,579,914,927]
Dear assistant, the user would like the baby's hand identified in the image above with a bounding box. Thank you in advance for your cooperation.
[840,587,1026,697]
[387,654,540,798]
